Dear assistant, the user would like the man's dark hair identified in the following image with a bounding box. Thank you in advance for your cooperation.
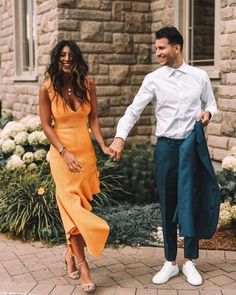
[155,26,184,51]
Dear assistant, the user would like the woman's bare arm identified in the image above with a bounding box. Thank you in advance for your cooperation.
[39,85,63,151]
[88,78,111,156]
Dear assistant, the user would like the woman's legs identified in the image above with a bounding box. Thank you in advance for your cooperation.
[70,234,93,285]
[64,248,79,277]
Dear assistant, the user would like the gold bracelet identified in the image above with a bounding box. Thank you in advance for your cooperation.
[58,146,66,155]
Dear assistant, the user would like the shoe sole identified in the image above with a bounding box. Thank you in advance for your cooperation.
[152,269,179,285]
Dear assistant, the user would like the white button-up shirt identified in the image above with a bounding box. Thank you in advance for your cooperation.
[115,62,217,140]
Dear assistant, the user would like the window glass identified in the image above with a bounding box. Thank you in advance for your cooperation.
[189,0,215,66]
[14,0,36,77]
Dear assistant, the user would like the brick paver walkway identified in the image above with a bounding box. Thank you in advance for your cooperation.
[0,234,235,295]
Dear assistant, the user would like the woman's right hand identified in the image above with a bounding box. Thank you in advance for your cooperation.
[62,151,83,173]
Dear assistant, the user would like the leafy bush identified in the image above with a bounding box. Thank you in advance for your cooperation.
[217,169,236,205]
[0,155,127,243]
[0,159,161,246]
[217,146,236,206]
[0,112,13,129]
[95,143,158,204]
[118,144,158,204]
[0,162,65,244]
[94,203,161,246]
[93,143,130,206]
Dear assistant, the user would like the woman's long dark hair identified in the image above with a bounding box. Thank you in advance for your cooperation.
[45,40,89,104]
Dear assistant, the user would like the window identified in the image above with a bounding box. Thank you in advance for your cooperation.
[14,0,37,81]
[174,0,220,78]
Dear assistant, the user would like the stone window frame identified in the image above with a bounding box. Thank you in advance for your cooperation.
[174,0,220,79]
[13,0,38,81]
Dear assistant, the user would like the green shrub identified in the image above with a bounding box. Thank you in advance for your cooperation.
[0,162,65,244]
[95,143,158,204]
[217,169,236,205]
[0,155,127,243]
[118,144,158,204]
[0,112,13,129]
[0,159,161,246]
[94,203,161,246]
[93,144,130,206]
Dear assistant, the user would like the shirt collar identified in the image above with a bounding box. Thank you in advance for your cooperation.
[165,62,190,77]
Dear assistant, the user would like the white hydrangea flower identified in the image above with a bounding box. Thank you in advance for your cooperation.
[46,151,50,162]
[15,145,25,157]
[222,156,236,172]
[14,131,28,145]
[0,138,4,148]
[22,152,35,164]
[38,131,48,145]
[218,209,232,228]
[28,131,48,146]
[220,201,231,212]
[231,205,236,221]
[28,131,41,146]
[0,121,25,140]
[21,115,41,132]
[230,146,236,157]
[34,149,47,162]
[1,139,16,154]
[27,163,37,170]
[6,155,26,171]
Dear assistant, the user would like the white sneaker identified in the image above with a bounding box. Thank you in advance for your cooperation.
[152,261,179,284]
[182,261,203,286]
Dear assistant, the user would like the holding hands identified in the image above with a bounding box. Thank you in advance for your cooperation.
[109,137,125,161]
[62,140,124,174]
[100,144,113,157]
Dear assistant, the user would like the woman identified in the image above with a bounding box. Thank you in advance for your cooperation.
[39,40,110,294]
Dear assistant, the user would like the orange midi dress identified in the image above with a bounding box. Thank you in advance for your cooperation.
[44,80,109,258]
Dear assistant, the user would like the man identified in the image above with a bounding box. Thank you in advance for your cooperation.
[109,27,217,286]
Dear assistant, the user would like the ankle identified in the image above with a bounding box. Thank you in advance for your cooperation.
[78,260,86,266]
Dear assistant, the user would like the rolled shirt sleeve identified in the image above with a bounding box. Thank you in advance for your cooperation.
[115,75,154,140]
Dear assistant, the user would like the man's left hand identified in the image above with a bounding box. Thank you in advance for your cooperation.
[197,111,211,127]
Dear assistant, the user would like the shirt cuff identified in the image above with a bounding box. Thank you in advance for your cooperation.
[205,107,217,120]
[115,130,128,141]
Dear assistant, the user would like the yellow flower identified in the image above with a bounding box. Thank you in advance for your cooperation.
[37,187,45,196]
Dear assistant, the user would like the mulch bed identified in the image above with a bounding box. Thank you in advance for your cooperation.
[179,225,236,251]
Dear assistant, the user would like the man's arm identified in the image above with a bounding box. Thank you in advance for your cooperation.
[110,75,154,160]
[198,72,217,126]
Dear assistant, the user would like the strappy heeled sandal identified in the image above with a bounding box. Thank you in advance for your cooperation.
[63,250,80,280]
[79,260,96,294]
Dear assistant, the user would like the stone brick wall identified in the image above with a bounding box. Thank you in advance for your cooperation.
[0,0,154,144]
[0,0,58,119]
[56,0,154,141]
[0,0,15,112]
[207,0,236,161]
[0,0,235,161]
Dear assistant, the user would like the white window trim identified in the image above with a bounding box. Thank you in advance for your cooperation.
[174,0,220,80]
[13,0,38,82]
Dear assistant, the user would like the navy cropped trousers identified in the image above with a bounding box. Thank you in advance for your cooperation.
[154,137,199,261]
